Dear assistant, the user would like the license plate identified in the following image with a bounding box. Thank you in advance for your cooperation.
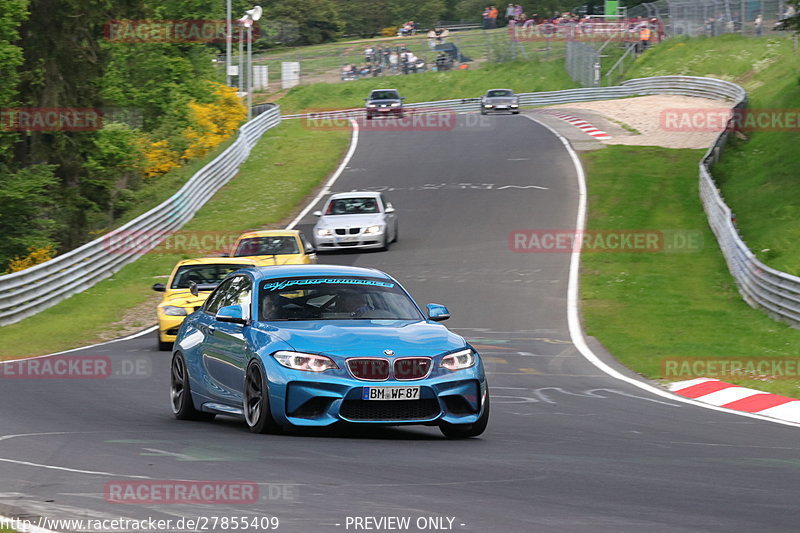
[336,235,358,243]
[363,386,420,401]
[496,105,508,109]
[378,108,391,112]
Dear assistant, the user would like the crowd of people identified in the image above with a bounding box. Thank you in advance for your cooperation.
[342,44,448,80]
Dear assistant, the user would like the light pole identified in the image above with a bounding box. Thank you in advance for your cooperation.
[226,0,232,86]
[239,6,262,121]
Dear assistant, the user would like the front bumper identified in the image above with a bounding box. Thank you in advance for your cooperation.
[265,363,487,427]
[366,107,403,117]
[314,232,385,250]
[483,104,519,113]
[157,314,187,343]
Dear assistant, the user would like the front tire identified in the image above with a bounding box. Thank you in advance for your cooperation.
[171,353,215,421]
[244,361,282,434]
[439,394,489,439]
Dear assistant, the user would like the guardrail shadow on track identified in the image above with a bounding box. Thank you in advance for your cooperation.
[2,78,798,329]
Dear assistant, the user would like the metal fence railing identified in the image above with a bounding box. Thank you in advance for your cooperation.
[0,105,281,326]
[4,76,799,329]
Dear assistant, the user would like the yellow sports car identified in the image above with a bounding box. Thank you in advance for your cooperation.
[153,257,264,351]
[230,229,317,264]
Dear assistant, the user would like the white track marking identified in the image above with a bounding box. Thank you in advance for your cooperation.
[523,113,800,429]
[286,119,360,230]
[0,326,157,364]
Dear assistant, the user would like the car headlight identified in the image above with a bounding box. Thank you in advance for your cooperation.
[317,228,333,237]
[441,349,476,371]
[511,104,519,107]
[367,104,377,108]
[390,102,400,107]
[273,351,339,372]
[484,104,492,108]
[161,305,188,316]
[363,225,383,234]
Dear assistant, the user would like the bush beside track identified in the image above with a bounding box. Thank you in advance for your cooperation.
[0,121,349,358]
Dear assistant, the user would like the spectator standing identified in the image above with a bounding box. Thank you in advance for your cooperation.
[482,7,490,29]
[505,4,515,26]
[489,6,499,28]
[389,50,399,72]
[514,4,523,18]
[754,13,763,37]
[639,23,651,52]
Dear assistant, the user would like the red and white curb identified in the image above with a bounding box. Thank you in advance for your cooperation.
[669,378,800,424]
[542,111,612,140]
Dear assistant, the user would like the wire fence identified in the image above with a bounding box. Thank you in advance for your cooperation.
[565,0,793,87]
[221,29,566,90]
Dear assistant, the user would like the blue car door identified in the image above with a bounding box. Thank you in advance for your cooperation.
[201,275,252,407]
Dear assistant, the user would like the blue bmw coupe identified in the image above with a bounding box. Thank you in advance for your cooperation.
[170,265,489,438]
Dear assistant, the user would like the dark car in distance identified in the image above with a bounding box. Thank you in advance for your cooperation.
[365,89,405,119]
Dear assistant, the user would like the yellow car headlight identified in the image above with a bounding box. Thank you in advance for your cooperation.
[161,305,189,316]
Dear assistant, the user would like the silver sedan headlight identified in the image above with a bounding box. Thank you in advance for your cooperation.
[364,225,384,234]
[317,228,333,237]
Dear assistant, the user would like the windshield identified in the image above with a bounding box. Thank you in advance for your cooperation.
[370,91,399,100]
[324,197,379,215]
[487,90,513,97]
[170,264,247,289]
[259,277,423,321]
[234,236,299,257]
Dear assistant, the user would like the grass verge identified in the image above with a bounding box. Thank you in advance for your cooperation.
[628,34,800,274]
[580,145,800,397]
[275,58,576,114]
[0,120,350,358]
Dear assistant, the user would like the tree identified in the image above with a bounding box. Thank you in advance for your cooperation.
[0,164,60,268]
[262,0,343,45]
[334,0,394,38]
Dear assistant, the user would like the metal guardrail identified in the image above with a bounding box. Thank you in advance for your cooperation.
[0,104,281,326]
[3,76,796,329]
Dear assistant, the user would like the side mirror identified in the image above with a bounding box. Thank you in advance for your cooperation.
[385,206,396,214]
[152,283,166,292]
[216,305,248,325]
[313,210,322,217]
[400,96,406,100]
[189,281,199,297]
[427,303,450,322]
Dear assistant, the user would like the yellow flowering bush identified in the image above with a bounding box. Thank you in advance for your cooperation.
[6,245,56,273]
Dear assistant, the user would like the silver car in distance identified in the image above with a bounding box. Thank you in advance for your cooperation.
[480,88,520,115]
[312,192,399,251]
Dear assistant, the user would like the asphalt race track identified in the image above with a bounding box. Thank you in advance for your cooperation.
[2,114,800,533]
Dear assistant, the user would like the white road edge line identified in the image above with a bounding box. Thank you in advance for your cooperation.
[286,119,360,230]
[523,113,800,429]
[0,326,157,364]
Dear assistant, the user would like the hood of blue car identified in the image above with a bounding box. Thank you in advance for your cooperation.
[267,320,466,357]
